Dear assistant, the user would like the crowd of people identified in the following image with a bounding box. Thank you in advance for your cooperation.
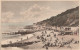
[36,30,77,50]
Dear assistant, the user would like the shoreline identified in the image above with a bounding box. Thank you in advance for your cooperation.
[1,34,34,45]
[1,29,79,50]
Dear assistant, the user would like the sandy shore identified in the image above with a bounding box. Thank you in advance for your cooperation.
[1,34,33,45]
[1,30,79,50]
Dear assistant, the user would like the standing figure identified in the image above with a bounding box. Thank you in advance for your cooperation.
[9,41,12,44]
[46,46,48,50]
[45,31,47,34]
[27,36,28,39]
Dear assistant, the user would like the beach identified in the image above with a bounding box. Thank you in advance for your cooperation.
[1,30,79,50]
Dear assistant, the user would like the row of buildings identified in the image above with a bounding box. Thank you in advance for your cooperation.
[31,23,79,35]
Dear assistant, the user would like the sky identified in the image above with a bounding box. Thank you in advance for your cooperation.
[1,1,79,33]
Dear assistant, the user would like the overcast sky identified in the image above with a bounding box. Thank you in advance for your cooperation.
[1,1,79,33]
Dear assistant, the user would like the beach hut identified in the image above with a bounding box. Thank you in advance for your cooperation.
[64,27,73,35]
[60,27,73,35]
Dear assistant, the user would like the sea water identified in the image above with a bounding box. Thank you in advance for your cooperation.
[2,34,21,40]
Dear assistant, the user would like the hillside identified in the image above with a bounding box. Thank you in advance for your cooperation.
[36,6,79,27]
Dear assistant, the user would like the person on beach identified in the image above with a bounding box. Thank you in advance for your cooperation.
[17,40,18,42]
[45,31,47,34]
[9,41,12,44]
[27,36,28,39]
[46,46,48,50]
[21,38,23,41]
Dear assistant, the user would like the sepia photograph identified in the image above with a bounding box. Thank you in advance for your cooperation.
[1,1,79,50]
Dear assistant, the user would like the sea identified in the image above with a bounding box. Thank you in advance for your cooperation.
[1,33,34,50]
